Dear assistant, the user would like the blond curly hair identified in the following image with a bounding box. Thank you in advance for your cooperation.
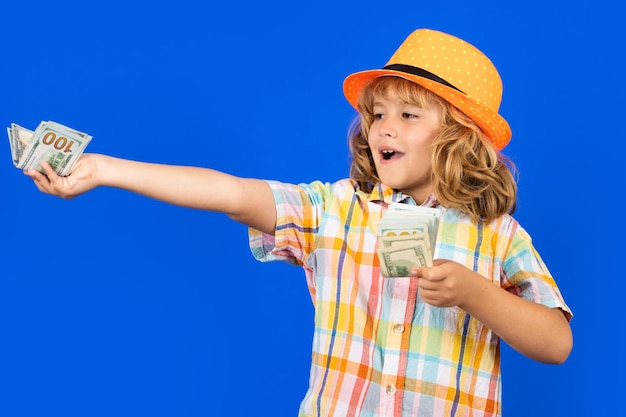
[348,77,517,223]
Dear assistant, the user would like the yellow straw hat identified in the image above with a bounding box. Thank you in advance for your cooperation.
[343,28,511,150]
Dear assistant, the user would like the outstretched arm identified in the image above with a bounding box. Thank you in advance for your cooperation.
[411,261,573,364]
[25,153,277,234]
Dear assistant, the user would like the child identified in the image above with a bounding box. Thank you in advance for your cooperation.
[26,28,573,417]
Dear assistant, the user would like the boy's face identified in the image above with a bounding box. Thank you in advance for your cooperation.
[367,89,441,204]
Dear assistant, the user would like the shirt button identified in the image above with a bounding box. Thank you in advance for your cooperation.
[386,384,397,395]
[393,324,405,333]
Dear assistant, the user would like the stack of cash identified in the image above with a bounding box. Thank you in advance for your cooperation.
[7,121,92,176]
[377,203,441,277]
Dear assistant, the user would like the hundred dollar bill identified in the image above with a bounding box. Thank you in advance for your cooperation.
[378,217,429,237]
[7,127,16,164]
[377,234,432,277]
[386,203,440,250]
[7,123,34,165]
[376,203,441,277]
[8,121,92,176]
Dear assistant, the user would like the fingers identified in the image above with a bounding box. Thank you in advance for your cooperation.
[25,171,55,195]
[414,261,472,308]
[410,265,439,280]
[411,264,444,300]
[23,162,55,181]
[40,161,59,180]
[40,162,65,194]
[410,258,448,278]
[23,162,67,196]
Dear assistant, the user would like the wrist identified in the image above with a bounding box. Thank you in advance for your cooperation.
[457,270,491,313]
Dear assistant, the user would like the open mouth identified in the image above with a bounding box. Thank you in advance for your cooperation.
[381,149,402,161]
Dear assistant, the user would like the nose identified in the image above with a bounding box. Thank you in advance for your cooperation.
[378,115,398,138]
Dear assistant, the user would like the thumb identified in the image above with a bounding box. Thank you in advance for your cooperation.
[40,161,59,178]
[410,267,423,278]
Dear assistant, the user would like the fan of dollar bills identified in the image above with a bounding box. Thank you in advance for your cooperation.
[7,121,92,176]
[377,203,441,277]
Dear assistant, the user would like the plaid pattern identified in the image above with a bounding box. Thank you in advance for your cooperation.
[249,179,571,417]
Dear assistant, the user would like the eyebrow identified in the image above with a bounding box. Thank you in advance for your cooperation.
[372,99,424,110]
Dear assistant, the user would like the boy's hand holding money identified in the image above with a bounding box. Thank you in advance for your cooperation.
[25,154,101,199]
[409,259,480,308]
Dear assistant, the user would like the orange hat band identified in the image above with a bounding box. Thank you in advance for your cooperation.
[384,64,465,94]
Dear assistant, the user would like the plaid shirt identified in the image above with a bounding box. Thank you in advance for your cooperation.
[249,179,571,417]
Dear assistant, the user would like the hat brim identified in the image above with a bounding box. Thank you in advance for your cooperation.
[343,69,511,150]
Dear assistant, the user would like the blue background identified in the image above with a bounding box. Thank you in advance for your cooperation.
[1,1,622,415]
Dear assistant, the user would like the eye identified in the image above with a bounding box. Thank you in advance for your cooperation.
[373,113,384,120]
[402,112,418,119]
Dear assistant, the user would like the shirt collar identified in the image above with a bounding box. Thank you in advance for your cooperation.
[355,181,440,208]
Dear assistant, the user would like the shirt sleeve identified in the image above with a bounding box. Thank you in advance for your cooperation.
[502,224,573,320]
[248,180,328,268]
